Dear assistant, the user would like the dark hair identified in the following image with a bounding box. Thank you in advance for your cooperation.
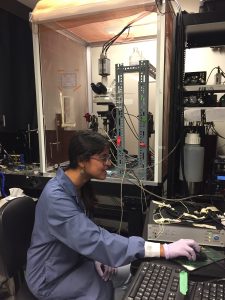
[68,130,109,168]
[68,130,109,213]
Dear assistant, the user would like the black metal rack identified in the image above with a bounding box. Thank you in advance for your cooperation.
[167,11,225,197]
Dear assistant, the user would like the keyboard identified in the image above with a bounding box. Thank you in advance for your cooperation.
[189,281,225,300]
[123,260,225,300]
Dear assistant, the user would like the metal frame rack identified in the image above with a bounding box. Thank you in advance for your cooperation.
[115,60,156,180]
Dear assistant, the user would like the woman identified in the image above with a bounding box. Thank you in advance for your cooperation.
[26,130,200,300]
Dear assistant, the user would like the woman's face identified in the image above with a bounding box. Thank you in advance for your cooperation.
[84,148,111,180]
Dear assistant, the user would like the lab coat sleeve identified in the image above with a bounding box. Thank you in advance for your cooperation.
[47,191,145,267]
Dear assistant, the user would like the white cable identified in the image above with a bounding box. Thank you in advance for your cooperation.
[117,163,126,235]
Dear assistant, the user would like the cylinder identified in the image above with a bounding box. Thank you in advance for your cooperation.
[179,133,205,183]
[98,55,110,77]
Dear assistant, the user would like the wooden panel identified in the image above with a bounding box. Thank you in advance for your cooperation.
[162,2,175,179]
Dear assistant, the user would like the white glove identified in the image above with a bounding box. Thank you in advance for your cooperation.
[94,261,117,281]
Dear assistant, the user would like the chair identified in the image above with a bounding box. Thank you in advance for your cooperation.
[0,196,38,299]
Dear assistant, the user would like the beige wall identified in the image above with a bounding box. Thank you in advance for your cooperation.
[178,0,200,12]
[39,25,88,131]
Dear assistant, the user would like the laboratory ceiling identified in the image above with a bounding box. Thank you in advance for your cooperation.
[29,1,157,44]
[17,0,199,13]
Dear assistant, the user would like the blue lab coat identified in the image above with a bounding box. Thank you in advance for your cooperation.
[26,168,145,299]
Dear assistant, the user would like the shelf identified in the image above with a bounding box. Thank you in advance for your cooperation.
[182,13,225,121]
[184,107,225,122]
[184,85,225,93]
[183,12,225,48]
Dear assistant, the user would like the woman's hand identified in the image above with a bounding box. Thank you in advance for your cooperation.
[163,239,200,260]
[94,261,117,281]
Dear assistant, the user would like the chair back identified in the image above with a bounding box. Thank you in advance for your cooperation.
[0,196,36,278]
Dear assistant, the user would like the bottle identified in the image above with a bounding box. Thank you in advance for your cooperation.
[129,47,143,66]
[179,133,205,194]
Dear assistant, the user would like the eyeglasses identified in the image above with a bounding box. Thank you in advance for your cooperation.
[91,154,111,163]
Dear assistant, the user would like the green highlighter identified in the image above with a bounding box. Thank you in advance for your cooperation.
[179,270,188,295]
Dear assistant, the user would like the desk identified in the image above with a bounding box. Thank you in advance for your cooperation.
[124,257,225,299]
[127,205,225,299]
[2,172,148,236]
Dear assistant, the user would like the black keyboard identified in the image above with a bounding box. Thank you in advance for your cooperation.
[189,281,225,300]
[123,260,225,300]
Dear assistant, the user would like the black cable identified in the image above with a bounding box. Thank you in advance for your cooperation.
[124,116,139,140]
[211,125,225,140]
[102,11,148,55]
[102,23,131,55]
[104,26,131,55]
[155,0,165,15]
[124,105,139,137]
[206,67,218,84]
[124,112,155,155]
[124,113,139,119]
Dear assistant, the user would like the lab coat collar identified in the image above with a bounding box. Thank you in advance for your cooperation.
[56,167,78,198]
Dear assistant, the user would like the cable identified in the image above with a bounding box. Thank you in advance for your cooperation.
[206,66,218,84]
[126,175,220,203]
[117,162,126,235]
[127,172,193,215]
[128,169,148,213]
[124,105,139,138]
[211,125,225,140]
[100,127,138,164]
[102,25,130,55]
[153,208,165,237]
[113,134,180,174]
[108,156,225,230]
[124,116,139,140]
[149,138,181,168]
[110,104,155,154]
[155,0,165,15]
[124,112,138,119]
[105,131,180,176]
[102,12,148,56]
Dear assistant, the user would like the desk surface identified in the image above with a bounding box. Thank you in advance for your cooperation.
[126,257,225,300]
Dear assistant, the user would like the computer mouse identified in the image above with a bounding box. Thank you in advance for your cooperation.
[175,250,208,262]
[195,250,207,261]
